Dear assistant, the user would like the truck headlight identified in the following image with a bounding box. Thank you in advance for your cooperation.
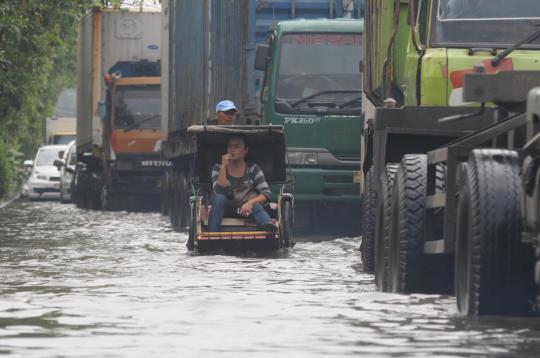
[287,151,318,165]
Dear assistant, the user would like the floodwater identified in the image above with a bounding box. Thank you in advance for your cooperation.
[1,200,540,357]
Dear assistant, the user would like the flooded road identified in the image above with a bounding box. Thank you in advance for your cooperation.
[2,201,540,357]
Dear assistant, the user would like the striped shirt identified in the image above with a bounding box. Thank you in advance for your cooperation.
[212,163,271,200]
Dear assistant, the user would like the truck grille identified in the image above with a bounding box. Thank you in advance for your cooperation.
[324,175,353,184]
[323,187,359,196]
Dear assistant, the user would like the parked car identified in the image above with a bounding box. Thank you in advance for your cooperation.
[54,140,76,203]
[24,144,67,200]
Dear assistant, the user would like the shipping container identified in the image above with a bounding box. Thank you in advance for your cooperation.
[77,8,161,153]
[161,0,363,151]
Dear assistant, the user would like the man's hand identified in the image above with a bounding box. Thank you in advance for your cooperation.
[221,153,232,168]
[239,201,253,217]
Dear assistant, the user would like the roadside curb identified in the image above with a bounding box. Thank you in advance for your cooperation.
[0,193,21,210]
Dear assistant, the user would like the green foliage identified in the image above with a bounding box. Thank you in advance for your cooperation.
[0,142,11,198]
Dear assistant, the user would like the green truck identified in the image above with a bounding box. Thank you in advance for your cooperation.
[255,19,364,232]
[361,0,540,315]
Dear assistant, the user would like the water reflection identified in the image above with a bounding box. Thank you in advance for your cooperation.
[0,200,540,357]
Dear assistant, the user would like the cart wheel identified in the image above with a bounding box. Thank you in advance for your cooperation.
[374,163,398,292]
[360,167,376,272]
[455,149,535,316]
[186,200,196,251]
[388,154,429,294]
[281,199,294,248]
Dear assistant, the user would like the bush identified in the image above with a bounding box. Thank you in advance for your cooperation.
[0,142,13,199]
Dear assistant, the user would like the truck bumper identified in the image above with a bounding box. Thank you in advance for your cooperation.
[289,168,361,203]
[111,171,162,196]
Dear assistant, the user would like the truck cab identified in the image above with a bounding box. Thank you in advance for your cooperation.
[107,76,161,157]
[258,19,364,230]
[364,0,540,110]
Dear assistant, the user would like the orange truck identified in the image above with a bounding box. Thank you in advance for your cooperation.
[74,7,168,210]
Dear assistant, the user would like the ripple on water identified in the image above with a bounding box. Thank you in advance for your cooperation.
[1,200,540,357]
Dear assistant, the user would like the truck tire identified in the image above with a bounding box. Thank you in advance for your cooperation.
[186,200,196,251]
[178,172,191,228]
[389,154,429,293]
[360,167,376,272]
[169,172,180,230]
[74,166,89,209]
[100,184,122,211]
[374,163,399,292]
[455,149,536,316]
[160,172,171,216]
[281,199,294,248]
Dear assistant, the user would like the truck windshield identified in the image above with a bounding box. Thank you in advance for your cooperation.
[275,33,362,114]
[433,0,540,48]
[114,85,160,129]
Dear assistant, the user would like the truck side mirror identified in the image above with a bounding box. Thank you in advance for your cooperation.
[255,44,270,71]
[98,100,106,119]
[359,60,364,73]
[23,160,33,168]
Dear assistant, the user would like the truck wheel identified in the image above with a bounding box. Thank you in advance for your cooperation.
[375,163,399,292]
[74,167,89,209]
[186,200,196,251]
[179,172,190,228]
[160,172,170,216]
[388,154,429,293]
[100,185,121,211]
[169,172,180,230]
[455,149,535,316]
[281,199,294,248]
[360,167,376,272]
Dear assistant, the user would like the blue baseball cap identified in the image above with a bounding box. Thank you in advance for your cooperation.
[216,100,238,113]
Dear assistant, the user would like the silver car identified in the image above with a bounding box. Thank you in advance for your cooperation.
[54,140,76,203]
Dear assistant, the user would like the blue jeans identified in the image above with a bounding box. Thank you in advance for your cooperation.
[208,194,272,231]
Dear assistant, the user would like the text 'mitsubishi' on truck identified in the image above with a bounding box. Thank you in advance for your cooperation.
[361,0,540,316]
[74,7,166,211]
[160,0,364,233]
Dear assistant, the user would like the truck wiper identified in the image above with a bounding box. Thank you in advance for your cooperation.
[123,114,160,133]
[291,90,361,108]
[339,96,362,109]
[492,25,540,67]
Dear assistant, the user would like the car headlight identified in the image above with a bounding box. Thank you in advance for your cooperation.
[287,151,319,165]
[32,171,47,180]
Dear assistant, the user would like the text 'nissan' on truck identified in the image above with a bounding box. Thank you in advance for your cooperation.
[361,0,540,316]
[74,7,168,211]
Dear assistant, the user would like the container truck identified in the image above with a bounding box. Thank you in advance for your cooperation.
[74,7,165,211]
[361,0,540,316]
[161,0,363,230]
